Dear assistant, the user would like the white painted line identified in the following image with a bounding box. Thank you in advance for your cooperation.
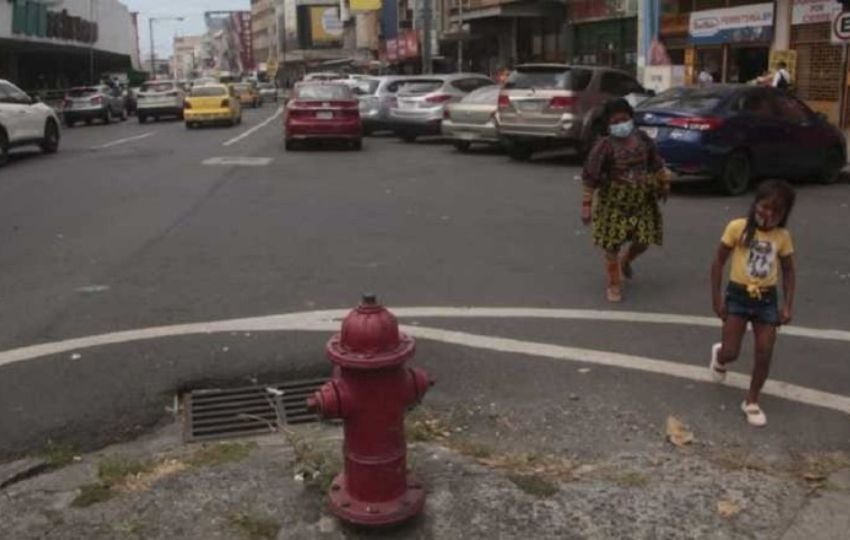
[403,325,850,417]
[201,156,273,167]
[91,132,155,150]
[222,106,283,147]
[1,308,849,371]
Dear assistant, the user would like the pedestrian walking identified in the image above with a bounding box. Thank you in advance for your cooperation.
[697,67,714,87]
[772,62,791,91]
[581,98,670,303]
[709,180,797,427]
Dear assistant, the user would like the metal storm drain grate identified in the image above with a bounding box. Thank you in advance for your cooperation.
[183,378,327,442]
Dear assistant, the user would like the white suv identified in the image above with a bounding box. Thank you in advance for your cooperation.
[0,79,61,166]
[136,80,186,123]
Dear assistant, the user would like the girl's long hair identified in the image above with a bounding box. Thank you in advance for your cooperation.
[741,180,796,247]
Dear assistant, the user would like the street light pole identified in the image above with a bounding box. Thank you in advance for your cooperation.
[423,0,432,74]
[457,0,463,73]
[149,16,184,80]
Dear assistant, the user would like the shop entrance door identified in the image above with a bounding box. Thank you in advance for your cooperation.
[728,46,769,84]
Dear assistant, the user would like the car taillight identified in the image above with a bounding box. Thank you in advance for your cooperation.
[221,99,230,107]
[668,116,724,131]
[548,96,576,110]
[183,101,191,109]
[90,96,102,105]
[425,94,452,104]
[498,93,510,110]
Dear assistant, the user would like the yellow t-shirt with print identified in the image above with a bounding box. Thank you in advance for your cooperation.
[721,218,794,288]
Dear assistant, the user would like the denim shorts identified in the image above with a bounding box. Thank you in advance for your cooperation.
[725,282,780,326]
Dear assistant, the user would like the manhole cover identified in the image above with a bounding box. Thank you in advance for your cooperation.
[183,378,326,442]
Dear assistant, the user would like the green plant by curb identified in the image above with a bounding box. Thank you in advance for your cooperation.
[508,474,560,498]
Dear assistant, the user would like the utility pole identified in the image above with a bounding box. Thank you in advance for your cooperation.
[149,17,155,79]
[457,0,463,72]
[422,0,432,74]
[89,0,96,84]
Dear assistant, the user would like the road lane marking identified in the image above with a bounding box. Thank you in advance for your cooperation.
[222,106,283,147]
[202,157,273,166]
[91,132,155,150]
[0,310,847,416]
[402,325,850,417]
[1,308,849,369]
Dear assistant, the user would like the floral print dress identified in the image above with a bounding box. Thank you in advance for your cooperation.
[582,131,665,251]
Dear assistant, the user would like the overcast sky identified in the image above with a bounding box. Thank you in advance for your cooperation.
[121,0,249,59]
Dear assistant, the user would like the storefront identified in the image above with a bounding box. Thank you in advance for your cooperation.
[789,0,844,124]
[569,0,638,74]
[688,2,774,83]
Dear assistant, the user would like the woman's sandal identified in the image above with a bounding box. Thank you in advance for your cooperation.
[709,343,726,383]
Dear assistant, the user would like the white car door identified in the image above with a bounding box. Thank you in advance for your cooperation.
[0,81,33,142]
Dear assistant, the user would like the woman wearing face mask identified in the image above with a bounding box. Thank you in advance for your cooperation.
[581,98,670,302]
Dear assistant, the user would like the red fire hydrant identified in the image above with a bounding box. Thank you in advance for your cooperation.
[306,294,433,527]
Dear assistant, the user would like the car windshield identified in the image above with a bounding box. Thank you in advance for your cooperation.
[67,87,98,97]
[505,68,590,91]
[398,80,443,95]
[295,85,352,100]
[461,85,500,104]
[353,80,380,95]
[191,86,227,97]
[234,84,251,91]
[638,88,730,112]
[140,82,175,92]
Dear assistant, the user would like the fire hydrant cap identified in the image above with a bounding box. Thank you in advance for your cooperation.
[327,294,415,369]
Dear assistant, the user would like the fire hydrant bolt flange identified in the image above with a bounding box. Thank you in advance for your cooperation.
[306,294,433,527]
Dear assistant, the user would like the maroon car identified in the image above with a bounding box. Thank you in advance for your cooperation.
[284,83,362,150]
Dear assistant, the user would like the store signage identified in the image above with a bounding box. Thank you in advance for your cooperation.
[12,2,99,44]
[831,10,850,43]
[689,3,774,45]
[793,0,841,26]
[382,31,419,63]
[570,0,638,23]
[660,13,689,36]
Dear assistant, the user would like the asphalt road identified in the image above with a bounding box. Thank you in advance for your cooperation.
[0,107,848,459]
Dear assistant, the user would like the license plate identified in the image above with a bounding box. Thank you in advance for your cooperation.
[640,127,658,139]
[458,132,476,141]
[316,111,333,119]
[399,101,415,109]
[517,101,542,112]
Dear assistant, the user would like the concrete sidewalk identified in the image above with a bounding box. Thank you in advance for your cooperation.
[1,408,847,540]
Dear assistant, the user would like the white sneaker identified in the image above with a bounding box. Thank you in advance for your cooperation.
[741,401,767,427]
[709,343,726,383]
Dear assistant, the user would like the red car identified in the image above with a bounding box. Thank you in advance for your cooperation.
[284,83,362,151]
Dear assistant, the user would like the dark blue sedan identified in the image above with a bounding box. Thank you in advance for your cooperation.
[635,85,846,195]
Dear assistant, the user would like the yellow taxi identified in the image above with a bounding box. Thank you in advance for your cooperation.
[184,84,242,128]
[231,82,262,108]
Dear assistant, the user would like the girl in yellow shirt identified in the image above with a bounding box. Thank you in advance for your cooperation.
[709,180,797,427]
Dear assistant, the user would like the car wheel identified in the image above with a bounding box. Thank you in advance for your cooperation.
[285,139,296,151]
[64,118,75,128]
[0,130,9,167]
[454,141,472,153]
[185,122,193,130]
[121,108,128,121]
[508,142,533,161]
[400,133,417,143]
[138,114,146,124]
[352,139,363,151]
[177,111,184,121]
[40,120,60,154]
[717,150,751,196]
[817,147,844,185]
[103,109,112,124]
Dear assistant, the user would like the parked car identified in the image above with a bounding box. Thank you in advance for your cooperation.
[0,79,61,166]
[497,64,652,160]
[635,85,847,195]
[257,82,279,103]
[62,85,127,126]
[442,84,501,152]
[183,84,241,128]
[136,80,185,123]
[389,73,495,142]
[232,82,262,108]
[355,76,416,135]
[284,82,362,151]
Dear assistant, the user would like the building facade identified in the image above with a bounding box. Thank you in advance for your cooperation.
[172,36,204,80]
[0,0,141,89]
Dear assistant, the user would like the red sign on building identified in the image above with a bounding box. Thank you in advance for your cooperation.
[232,11,254,70]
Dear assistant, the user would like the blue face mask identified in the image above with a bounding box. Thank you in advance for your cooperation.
[609,120,634,138]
